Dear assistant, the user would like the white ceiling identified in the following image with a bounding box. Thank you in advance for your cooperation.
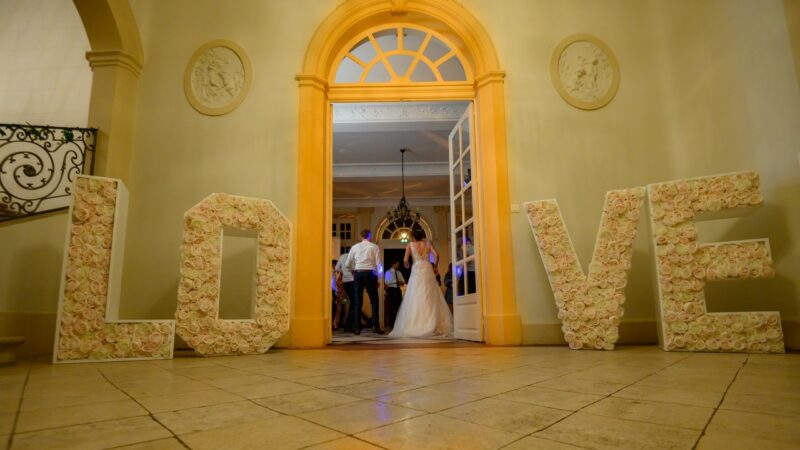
[332,102,468,203]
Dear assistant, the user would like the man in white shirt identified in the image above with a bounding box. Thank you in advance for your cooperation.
[334,252,355,331]
[383,260,405,329]
[346,228,383,335]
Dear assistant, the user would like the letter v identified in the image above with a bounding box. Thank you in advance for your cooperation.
[524,187,645,350]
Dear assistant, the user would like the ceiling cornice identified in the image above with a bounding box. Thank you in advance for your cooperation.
[333,102,466,123]
[333,197,450,207]
[334,162,449,179]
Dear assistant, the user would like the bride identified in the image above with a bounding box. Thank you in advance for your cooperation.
[388,229,453,338]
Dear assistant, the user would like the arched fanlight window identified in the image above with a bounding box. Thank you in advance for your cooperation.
[334,25,470,84]
[376,216,433,244]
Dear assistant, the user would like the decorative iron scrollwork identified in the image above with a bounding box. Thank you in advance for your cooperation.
[0,124,96,221]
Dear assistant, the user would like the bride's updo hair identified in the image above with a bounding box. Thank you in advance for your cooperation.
[411,228,425,242]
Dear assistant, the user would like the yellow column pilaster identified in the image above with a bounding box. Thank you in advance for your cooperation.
[291,75,330,348]
[85,51,141,182]
[475,71,521,345]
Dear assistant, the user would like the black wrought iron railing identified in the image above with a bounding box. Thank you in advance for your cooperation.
[0,124,97,221]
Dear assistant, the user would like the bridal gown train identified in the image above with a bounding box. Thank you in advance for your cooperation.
[388,241,453,338]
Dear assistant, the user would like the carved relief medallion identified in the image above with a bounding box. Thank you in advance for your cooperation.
[550,34,619,110]
[184,40,252,115]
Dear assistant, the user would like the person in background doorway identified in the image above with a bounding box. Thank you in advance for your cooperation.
[346,228,383,335]
[331,260,340,330]
[444,263,454,313]
[457,235,476,294]
[335,251,354,331]
[384,260,405,329]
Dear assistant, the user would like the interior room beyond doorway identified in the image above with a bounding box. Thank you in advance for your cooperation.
[331,101,469,345]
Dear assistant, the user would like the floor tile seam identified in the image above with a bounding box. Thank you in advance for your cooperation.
[19,386,123,399]
[631,380,731,393]
[608,392,714,409]
[321,387,422,402]
[438,405,571,435]
[162,399,295,436]
[148,414,194,449]
[10,412,162,438]
[326,379,423,391]
[14,407,152,434]
[211,377,316,397]
[420,383,523,398]
[133,384,247,399]
[407,410,529,439]
[18,392,138,412]
[123,387,228,399]
[715,404,800,419]
[609,392,718,409]
[102,435,190,450]
[497,433,593,450]
[296,434,391,450]
[295,407,425,437]
[6,358,33,449]
[483,393,579,413]
[526,368,606,387]
[250,394,364,415]
[690,353,749,450]
[553,373,657,385]
[294,376,383,388]
[530,354,691,436]
[94,364,189,448]
[575,408,708,432]
[432,390,572,420]
[266,396,364,414]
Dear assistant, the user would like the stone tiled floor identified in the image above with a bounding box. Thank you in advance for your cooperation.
[1,345,798,449]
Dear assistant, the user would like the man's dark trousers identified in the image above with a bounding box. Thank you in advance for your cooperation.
[353,270,380,330]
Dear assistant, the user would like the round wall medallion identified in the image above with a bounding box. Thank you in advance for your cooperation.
[184,40,253,116]
[550,34,620,110]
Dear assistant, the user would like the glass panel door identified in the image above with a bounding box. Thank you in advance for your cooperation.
[449,104,482,341]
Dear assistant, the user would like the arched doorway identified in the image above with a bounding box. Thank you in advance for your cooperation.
[292,0,520,347]
[73,0,143,182]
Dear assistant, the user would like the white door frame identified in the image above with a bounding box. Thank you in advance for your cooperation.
[448,103,483,341]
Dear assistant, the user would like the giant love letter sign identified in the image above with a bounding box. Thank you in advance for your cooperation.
[648,171,784,353]
[175,193,291,356]
[53,176,175,363]
[525,188,645,350]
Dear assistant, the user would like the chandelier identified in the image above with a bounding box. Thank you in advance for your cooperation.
[385,148,421,243]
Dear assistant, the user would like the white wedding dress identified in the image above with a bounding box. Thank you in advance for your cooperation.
[388,241,453,338]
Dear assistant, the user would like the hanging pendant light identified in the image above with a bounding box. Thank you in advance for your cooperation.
[385,148,421,243]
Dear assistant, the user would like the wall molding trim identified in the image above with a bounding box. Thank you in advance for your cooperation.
[1,312,796,356]
[334,162,449,179]
[0,312,56,357]
[333,102,466,123]
[86,50,143,76]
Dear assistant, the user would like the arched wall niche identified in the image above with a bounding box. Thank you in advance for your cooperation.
[293,0,521,347]
[72,0,144,182]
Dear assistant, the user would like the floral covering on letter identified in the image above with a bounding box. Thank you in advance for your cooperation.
[648,171,783,353]
[55,176,174,362]
[525,188,644,350]
[175,193,290,356]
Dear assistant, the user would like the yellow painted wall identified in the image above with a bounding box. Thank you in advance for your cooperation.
[118,0,339,319]
[2,0,798,350]
[465,0,800,340]
[785,0,800,89]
